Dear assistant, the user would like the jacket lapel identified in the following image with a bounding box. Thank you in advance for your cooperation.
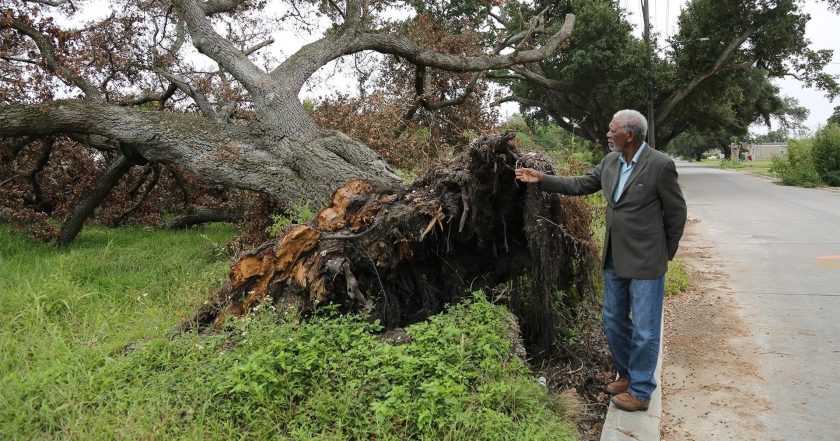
[616,146,651,204]
[607,154,622,206]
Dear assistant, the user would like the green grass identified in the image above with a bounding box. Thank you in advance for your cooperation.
[0,224,236,376]
[703,159,774,177]
[665,259,691,296]
[0,226,578,440]
[734,160,773,177]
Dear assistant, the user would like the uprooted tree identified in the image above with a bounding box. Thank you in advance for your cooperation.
[0,0,574,245]
[184,133,598,353]
[1,1,600,351]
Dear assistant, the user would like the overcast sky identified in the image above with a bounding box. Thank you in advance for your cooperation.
[56,1,839,133]
[623,0,840,132]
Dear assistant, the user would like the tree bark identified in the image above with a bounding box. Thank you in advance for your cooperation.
[0,101,401,208]
[164,207,242,229]
[58,153,134,246]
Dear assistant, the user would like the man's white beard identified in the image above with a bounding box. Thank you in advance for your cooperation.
[609,145,622,153]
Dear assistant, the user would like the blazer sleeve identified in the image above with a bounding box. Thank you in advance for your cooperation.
[657,160,687,260]
[538,157,605,195]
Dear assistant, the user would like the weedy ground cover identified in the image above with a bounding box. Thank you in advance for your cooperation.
[0,225,578,440]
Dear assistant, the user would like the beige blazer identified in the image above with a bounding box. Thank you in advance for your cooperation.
[540,147,687,279]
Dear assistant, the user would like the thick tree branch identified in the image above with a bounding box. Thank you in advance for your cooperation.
[494,95,543,108]
[343,0,364,30]
[346,14,574,73]
[272,13,574,97]
[244,38,275,55]
[58,152,134,246]
[155,69,220,120]
[120,83,179,107]
[164,206,242,229]
[0,100,397,207]
[22,0,72,6]
[201,0,247,15]
[510,66,578,93]
[3,16,103,100]
[127,164,155,197]
[487,71,526,81]
[171,0,272,98]
[655,27,756,126]
[27,138,53,209]
[0,55,40,65]
[166,168,191,207]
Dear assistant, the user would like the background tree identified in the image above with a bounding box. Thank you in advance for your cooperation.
[828,105,840,126]
[668,130,731,161]
[0,0,574,244]
[744,96,810,144]
[497,0,838,153]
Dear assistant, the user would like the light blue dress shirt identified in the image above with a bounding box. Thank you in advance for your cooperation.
[613,142,647,202]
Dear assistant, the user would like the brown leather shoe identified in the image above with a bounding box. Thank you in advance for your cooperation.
[605,375,630,394]
[611,392,649,412]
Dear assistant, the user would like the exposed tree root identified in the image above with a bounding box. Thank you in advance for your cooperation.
[183,133,598,354]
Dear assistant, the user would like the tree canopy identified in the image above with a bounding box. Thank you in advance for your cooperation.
[499,0,838,152]
[829,106,840,126]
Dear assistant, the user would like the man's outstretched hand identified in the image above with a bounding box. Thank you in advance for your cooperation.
[515,168,545,184]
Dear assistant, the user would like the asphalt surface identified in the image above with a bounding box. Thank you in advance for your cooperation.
[674,162,840,440]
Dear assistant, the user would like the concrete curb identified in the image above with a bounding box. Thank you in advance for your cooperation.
[599,314,664,441]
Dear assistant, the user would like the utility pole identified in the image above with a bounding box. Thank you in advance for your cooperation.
[641,0,656,149]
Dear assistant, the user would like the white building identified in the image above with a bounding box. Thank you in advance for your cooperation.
[749,143,787,161]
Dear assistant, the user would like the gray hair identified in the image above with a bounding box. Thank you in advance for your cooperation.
[613,109,648,140]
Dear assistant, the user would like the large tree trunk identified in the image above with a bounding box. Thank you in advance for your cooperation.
[0,101,401,208]
[182,133,598,354]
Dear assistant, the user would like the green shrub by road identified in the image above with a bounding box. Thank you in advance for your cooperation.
[770,125,840,188]
[770,139,821,187]
[812,124,840,186]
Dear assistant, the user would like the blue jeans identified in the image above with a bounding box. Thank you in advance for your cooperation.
[603,253,665,403]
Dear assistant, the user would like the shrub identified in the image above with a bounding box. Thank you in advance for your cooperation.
[770,139,821,187]
[812,124,840,186]
[265,203,316,237]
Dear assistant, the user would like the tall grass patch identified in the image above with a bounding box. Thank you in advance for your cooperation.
[665,259,690,296]
[0,224,237,437]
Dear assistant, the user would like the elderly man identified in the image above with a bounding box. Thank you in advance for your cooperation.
[515,109,687,411]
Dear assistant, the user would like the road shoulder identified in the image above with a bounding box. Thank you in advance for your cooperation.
[659,219,769,440]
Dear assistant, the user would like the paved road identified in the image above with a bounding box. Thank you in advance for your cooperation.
[673,162,840,440]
